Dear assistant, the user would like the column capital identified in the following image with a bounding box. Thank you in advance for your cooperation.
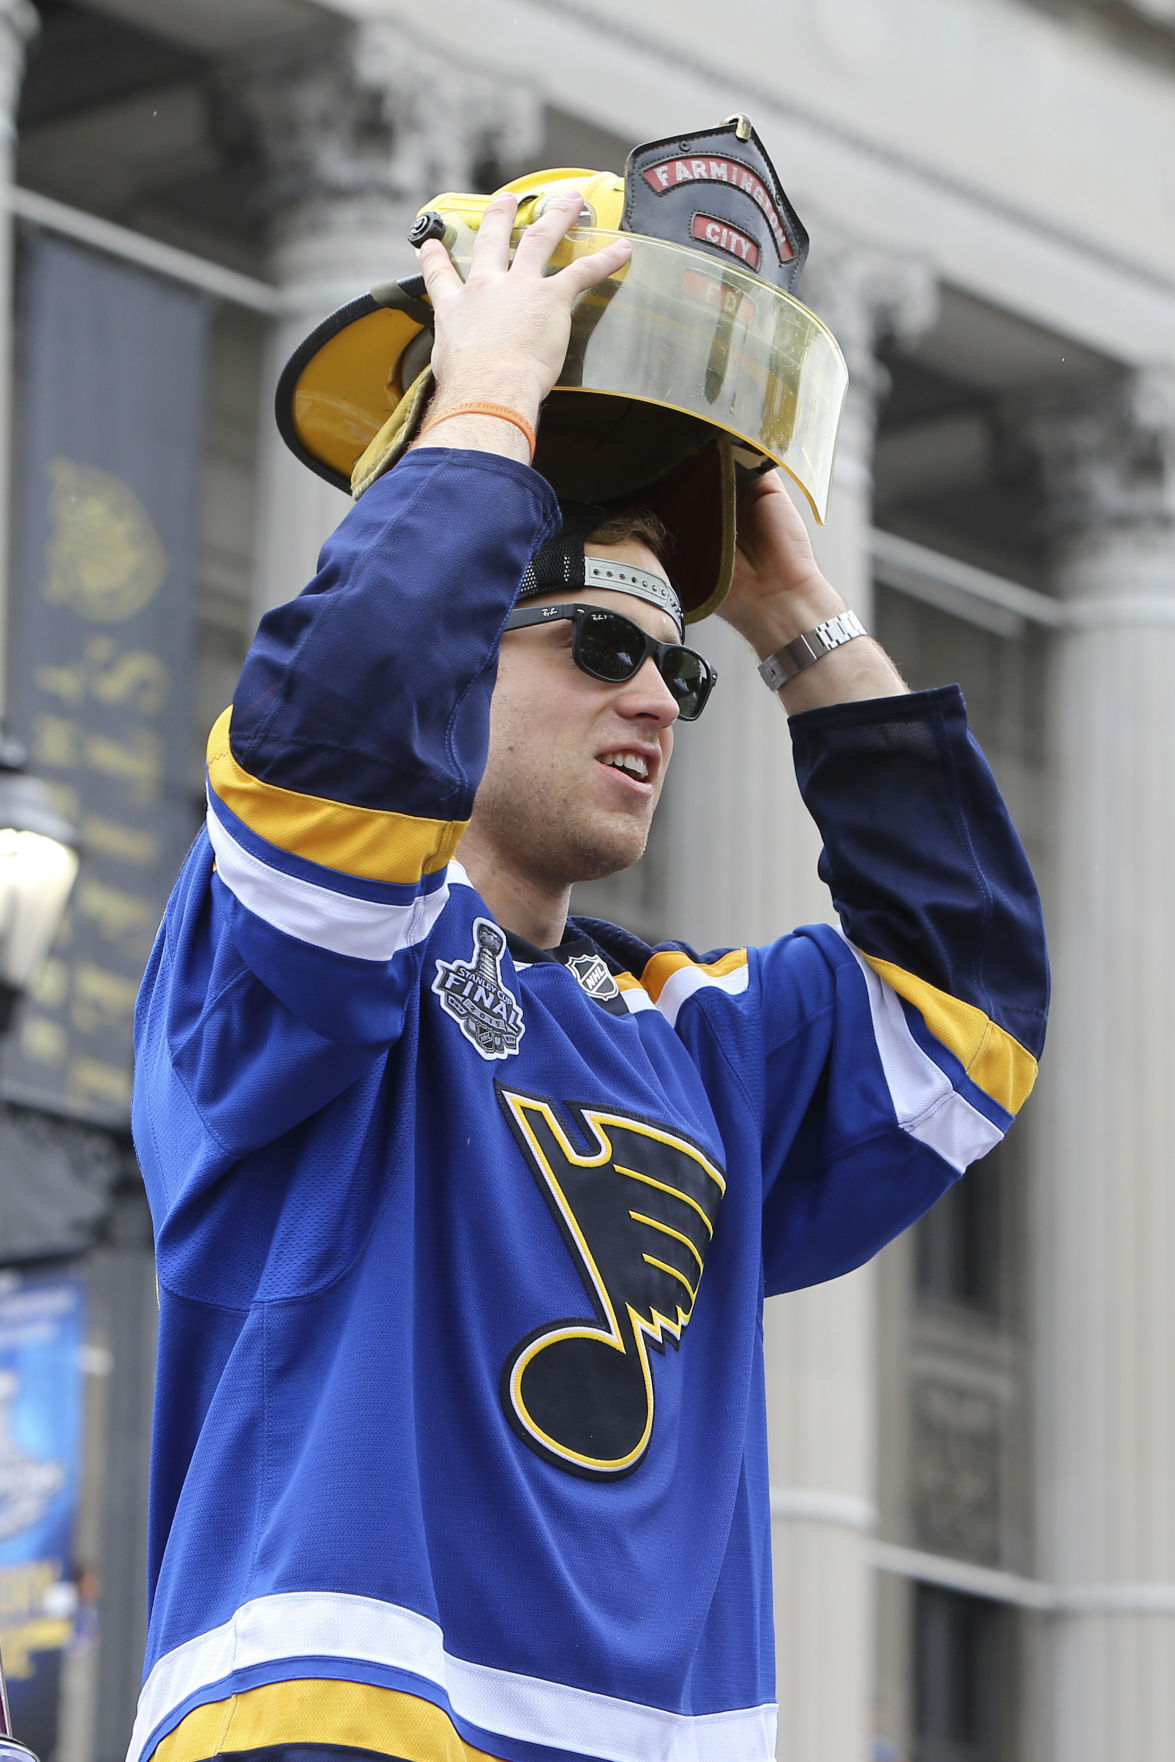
[0,0,36,138]
[804,236,938,386]
[216,19,542,269]
[801,233,938,480]
[1014,366,1175,544]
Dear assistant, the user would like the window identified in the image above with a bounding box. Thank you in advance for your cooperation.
[913,1586,1006,1762]
[914,1146,1003,1314]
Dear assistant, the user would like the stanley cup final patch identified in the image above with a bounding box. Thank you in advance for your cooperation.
[433,918,525,1060]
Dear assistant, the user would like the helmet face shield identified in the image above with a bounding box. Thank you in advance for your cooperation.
[445,220,846,524]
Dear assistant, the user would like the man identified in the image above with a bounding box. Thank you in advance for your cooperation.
[128,186,1047,1762]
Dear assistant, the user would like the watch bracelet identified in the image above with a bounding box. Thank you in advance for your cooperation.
[758,609,868,691]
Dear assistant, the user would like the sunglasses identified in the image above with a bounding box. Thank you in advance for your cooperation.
[502,603,717,721]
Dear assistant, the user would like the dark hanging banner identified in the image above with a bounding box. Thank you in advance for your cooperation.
[5,234,211,1125]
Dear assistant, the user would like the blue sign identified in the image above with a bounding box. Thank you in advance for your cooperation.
[0,1272,85,1756]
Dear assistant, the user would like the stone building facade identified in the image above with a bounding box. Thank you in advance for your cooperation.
[0,2,1172,1759]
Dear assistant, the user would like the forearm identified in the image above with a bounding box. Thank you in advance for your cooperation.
[409,368,543,467]
[789,685,1049,1058]
[230,451,557,814]
[727,572,908,714]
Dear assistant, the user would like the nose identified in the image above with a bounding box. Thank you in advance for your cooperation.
[617,654,680,727]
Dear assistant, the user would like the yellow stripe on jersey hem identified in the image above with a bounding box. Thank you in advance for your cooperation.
[150,1678,504,1762]
[863,954,1038,1114]
[206,707,467,884]
[638,948,749,1002]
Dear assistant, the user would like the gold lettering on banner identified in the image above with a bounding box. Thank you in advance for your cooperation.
[0,1560,62,1622]
[85,730,163,803]
[20,1017,67,1066]
[75,878,156,949]
[35,641,170,714]
[0,1557,72,1677]
[83,636,169,713]
[35,662,85,708]
[82,816,158,866]
[0,1618,73,1678]
[47,782,79,824]
[32,714,80,771]
[68,1057,132,1109]
[30,959,68,1009]
[71,963,141,1034]
[43,458,167,622]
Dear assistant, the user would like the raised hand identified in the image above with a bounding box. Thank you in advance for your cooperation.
[720,470,907,710]
[415,190,631,458]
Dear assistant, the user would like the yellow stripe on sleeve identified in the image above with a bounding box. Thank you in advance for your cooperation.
[639,948,749,1002]
[206,707,467,885]
[150,1679,503,1762]
[863,954,1038,1114]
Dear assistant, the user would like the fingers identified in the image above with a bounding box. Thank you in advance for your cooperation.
[416,236,462,304]
[508,189,631,305]
[556,235,632,298]
[470,191,519,273]
[510,188,586,270]
[418,191,521,298]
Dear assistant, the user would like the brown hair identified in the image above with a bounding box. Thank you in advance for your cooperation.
[586,508,672,569]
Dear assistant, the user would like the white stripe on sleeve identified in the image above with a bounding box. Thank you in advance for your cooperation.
[841,933,1003,1174]
[206,808,447,963]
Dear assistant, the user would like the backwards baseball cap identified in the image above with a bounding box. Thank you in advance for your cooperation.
[520,502,684,637]
[276,115,847,622]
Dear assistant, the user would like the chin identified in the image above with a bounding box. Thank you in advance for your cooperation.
[562,818,651,885]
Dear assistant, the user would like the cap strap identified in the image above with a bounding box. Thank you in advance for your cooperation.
[581,557,684,632]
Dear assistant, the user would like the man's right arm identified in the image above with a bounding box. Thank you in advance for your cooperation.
[133,451,557,1169]
[135,191,626,1162]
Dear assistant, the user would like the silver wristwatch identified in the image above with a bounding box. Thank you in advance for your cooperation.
[758,610,868,692]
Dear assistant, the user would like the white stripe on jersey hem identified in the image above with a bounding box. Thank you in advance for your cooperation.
[655,961,750,1029]
[128,1591,777,1762]
[839,932,1003,1175]
[206,808,448,961]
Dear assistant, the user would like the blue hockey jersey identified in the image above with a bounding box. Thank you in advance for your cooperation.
[129,449,1047,1762]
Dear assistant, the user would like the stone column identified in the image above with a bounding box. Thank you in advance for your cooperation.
[0,0,37,706]
[1023,368,1175,1762]
[217,22,540,623]
[662,247,935,1762]
[805,240,938,630]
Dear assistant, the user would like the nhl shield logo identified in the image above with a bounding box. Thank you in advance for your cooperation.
[433,919,525,1060]
[566,952,620,1002]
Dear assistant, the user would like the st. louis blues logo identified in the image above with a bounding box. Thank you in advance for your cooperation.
[433,919,524,1060]
[497,1086,725,1479]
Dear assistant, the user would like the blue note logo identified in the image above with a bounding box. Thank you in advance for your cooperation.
[497,1086,726,1479]
[433,919,524,1060]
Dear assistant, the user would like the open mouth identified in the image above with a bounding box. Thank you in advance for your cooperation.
[596,749,656,796]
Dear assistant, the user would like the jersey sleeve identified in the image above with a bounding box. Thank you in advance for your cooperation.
[757,683,1048,1291]
[618,685,1048,1298]
[134,449,559,1162]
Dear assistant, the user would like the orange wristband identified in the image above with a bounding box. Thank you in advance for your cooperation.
[419,401,537,461]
